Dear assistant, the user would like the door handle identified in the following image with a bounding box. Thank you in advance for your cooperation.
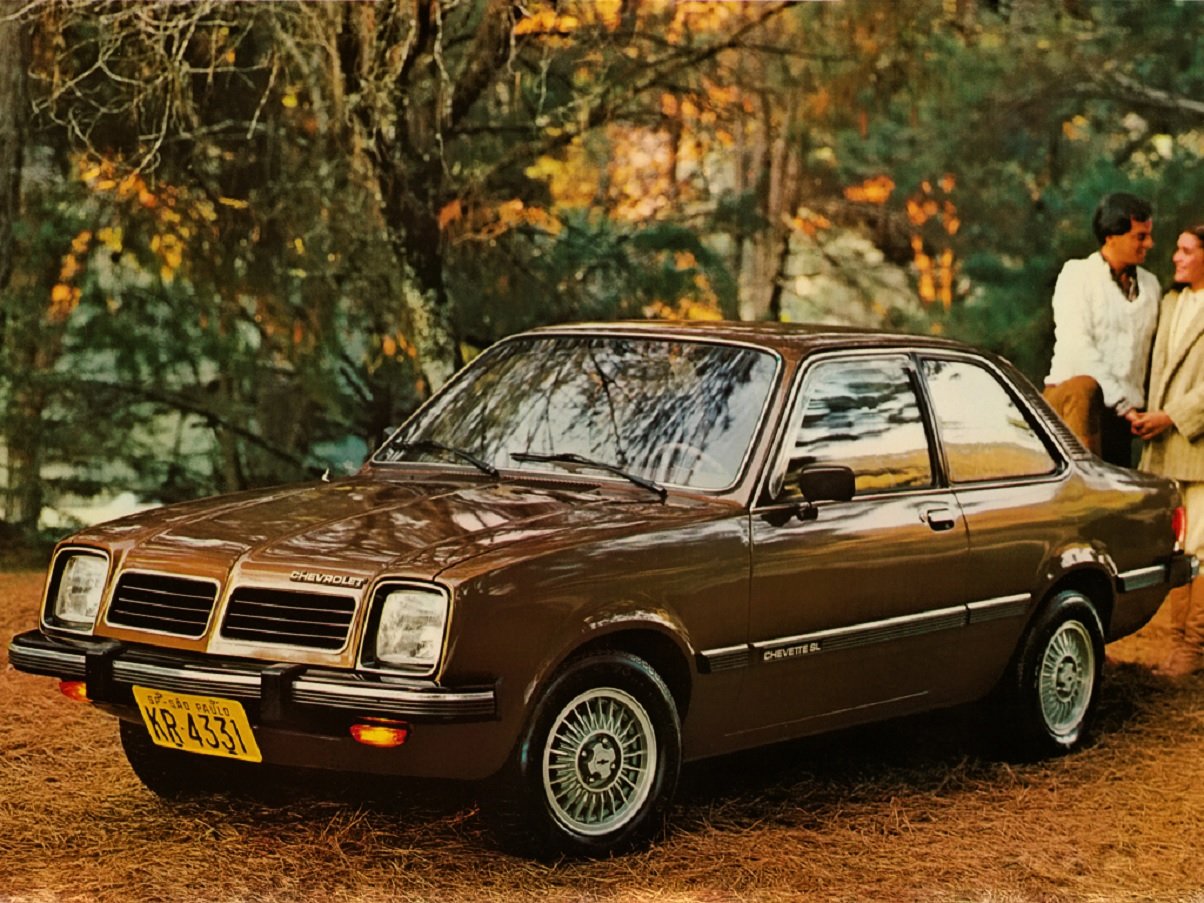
[922,506,957,531]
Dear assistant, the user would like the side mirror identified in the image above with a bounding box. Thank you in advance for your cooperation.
[796,464,855,519]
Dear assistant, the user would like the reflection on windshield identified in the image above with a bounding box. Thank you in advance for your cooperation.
[375,335,778,490]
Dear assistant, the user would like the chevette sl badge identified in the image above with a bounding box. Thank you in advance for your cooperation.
[289,570,366,589]
[763,641,822,662]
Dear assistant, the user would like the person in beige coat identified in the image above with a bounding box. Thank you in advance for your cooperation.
[1133,223,1204,677]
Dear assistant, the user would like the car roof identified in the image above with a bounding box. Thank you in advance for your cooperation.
[524,319,975,359]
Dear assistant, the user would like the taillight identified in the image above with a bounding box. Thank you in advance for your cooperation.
[1172,505,1188,550]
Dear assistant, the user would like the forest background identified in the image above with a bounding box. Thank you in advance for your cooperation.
[0,0,1201,542]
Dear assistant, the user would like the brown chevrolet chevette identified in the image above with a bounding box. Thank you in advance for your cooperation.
[9,321,1196,856]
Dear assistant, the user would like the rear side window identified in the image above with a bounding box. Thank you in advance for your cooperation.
[922,358,1056,483]
[782,356,933,497]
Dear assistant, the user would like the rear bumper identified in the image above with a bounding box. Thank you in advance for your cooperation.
[1109,552,1197,641]
[1116,552,1197,593]
[1176,552,1200,586]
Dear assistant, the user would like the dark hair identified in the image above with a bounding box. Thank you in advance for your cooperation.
[1092,192,1153,244]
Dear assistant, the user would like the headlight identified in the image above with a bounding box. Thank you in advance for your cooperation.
[47,551,109,631]
[367,585,449,673]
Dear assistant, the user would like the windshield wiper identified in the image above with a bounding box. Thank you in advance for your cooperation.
[390,439,499,478]
[511,451,667,502]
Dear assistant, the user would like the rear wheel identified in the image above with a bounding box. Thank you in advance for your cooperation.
[1001,590,1104,758]
[488,651,681,858]
[119,719,252,798]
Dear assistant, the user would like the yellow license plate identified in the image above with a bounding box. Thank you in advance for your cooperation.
[132,686,263,763]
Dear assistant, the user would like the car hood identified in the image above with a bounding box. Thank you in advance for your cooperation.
[75,472,720,586]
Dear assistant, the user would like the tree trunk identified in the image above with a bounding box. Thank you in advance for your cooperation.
[737,92,800,322]
[0,4,34,526]
[4,375,45,528]
[0,1,30,295]
[382,183,460,395]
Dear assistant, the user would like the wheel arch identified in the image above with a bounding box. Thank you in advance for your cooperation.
[1039,566,1114,635]
[549,626,694,723]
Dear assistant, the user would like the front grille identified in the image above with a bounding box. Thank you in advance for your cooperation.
[221,587,355,651]
[107,572,219,637]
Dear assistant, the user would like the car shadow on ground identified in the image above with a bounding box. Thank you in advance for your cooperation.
[172,660,1172,847]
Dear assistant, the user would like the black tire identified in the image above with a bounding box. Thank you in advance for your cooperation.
[119,719,252,799]
[487,651,682,859]
[1000,590,1104,759]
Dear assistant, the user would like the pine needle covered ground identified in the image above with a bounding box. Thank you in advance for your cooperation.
[4,570,1204,903]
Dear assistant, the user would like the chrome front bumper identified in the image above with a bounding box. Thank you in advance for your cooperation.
[7,630,496,722]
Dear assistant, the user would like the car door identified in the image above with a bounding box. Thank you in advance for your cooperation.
[741,352,972,743]
[917,355,1067,697]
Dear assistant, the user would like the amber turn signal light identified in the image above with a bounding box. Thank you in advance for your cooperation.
[350,719,410,748]
[58,680,90,703]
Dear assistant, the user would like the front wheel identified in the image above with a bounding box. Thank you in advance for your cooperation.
[1001,590,1104,758]
[487,651,682,858]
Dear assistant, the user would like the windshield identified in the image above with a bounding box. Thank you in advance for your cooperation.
[374,334,778,490]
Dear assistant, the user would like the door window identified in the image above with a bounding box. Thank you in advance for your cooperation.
[922,358,1057,483]
[779,356,933,498]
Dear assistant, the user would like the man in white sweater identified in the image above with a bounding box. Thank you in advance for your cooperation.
[1043,192,1160,466]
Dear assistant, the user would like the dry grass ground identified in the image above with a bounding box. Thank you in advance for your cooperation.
[4,568,1204,903]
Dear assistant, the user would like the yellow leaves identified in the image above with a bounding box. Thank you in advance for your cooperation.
[97,226,123,253]
[514,7,579,36]
[602,126,676,222]
[527,149,601,210]
[441,195,563,243]
[58,254,80,283]
[642,249,723,321]
[645,297,723,322]
[78,160,102,183]
[514,0,622,38]
[47,229,92,322]
[70,230,93,255]
[844,175,895,205]
[668,1,739,43]
[788,210,832,238]
[369,332,420,377]
[150,233,184,282]
[380,333,417,360]
[73,152,232,285]
[1062,115,1089,142]
[584,0,622,30]
[48,283,81,323]
[491,199,562,237]
[438,199,463,231]
[908,175,960,308]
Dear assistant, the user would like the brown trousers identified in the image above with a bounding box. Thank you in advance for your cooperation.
[1158,576,1204,676]
[1042,375,1134,466]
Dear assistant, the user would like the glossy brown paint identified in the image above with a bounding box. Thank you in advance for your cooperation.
[8,321,1191,791]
